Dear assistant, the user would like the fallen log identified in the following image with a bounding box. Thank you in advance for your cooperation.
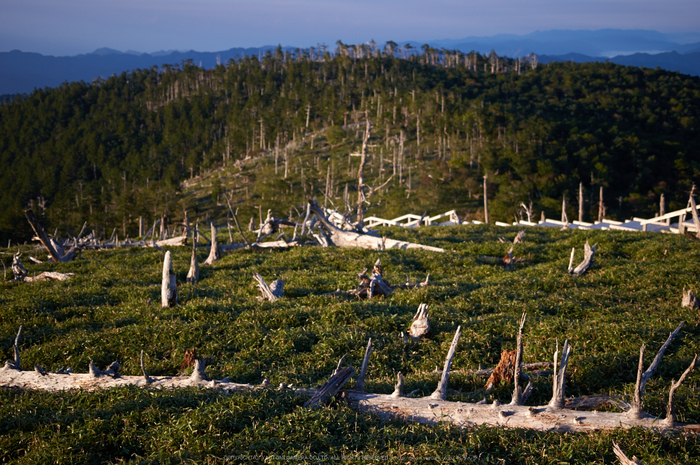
[308,200,445,252]
[11,251,74,282]
[2,324,700,435]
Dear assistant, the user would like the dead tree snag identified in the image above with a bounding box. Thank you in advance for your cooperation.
[202,223,220,265]
[628,322,684,420]
[568,240,597,276]
[161,251,177,308]
[430,326,461,400]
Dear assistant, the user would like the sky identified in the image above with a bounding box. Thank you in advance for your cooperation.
[1,0,699,56]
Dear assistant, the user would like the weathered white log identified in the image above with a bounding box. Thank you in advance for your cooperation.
[3,362,700,434]
[549,339,572,409]
[253,271,284,301]
[308,201,445,252]
[186,225,199,285]
[161,251,177,308]
[22,271,75,282]
[682,288,699,309]
[202,223,220,265]
[511,313,527,405]
[154,235,188,247]
[628,321,684,419]
[569,240,597,276]
[355,338,373,391]
[408,303,430,341]
[431,326,461,400]
[613,442,644,465]
[664,354,698,427]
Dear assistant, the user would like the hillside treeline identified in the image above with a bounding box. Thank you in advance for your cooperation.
[1,44,699,243]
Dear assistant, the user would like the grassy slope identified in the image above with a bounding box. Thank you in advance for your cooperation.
[1,226,699,464]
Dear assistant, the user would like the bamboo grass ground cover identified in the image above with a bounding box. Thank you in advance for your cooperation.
[1,225,699,463]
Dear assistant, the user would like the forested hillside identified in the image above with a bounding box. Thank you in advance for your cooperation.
[1,45,699,243]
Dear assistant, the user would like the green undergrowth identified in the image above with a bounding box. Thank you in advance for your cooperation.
[1,225,700,463]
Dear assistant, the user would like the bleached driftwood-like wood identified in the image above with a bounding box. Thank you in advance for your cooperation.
[568,240,597,276]
[682,288,699,309]
[3,324,700,434]
[308,201,445,252]
[253,271,284,301]
[664,354,698,427]
[21,271,75,282]
[549,339,572,409]
[613,442,644,465]
[304,366,355,409]
[25,208,76,262]
[355,338,373,391]
[11,251,74,282]
[408,303,430,341]
[161,251,177,308]
[430,326,461,400]
[202,223,220,265]
[629,322,684,419]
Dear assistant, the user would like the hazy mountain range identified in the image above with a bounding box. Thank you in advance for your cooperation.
[2,29,700,95]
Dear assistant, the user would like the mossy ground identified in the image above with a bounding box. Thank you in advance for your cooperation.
[1,225,699,464]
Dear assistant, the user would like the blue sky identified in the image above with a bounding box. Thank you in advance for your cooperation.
[1,0,699,56]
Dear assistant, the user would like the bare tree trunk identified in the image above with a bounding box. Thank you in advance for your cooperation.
[598,187,605,222]
[483,174,489,223]
[578,182,584,223]
[356,115,371,231]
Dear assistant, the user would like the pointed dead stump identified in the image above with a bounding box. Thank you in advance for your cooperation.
[202,223,220,265]
[430,326,461,400]
[253,271,284,301]
[568,240,597,276]
[408,303,430,341]
[664,354,698,427]
[682,288,699,309]
[549,339,572,409]
[186,225,199,284]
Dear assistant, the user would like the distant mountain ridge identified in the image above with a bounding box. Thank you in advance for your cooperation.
[2,29,700,95]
